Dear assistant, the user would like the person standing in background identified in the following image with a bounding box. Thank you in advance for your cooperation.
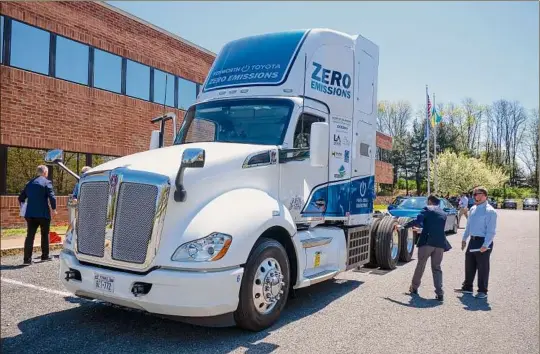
[71,166,91,201]
[455,186,497,299]
[18,165,57,265]
[457,192,469,228]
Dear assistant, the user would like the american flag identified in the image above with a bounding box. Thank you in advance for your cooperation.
[427,94,432,117]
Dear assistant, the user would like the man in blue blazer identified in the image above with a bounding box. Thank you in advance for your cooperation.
[399,195,451,301]
[18,165,57,265]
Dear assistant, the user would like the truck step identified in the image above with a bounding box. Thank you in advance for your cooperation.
[305,269,339,285]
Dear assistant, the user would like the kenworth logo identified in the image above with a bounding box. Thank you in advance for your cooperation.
[310,62,351,99]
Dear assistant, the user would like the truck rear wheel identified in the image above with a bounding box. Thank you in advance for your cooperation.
[363,217,382,268]
[234,237,290,332]
[397,217,415,262]
[375,216,400,270]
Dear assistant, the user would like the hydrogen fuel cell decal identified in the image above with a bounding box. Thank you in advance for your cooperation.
[300,175,375,218]
[202,30,309,92]
[330,116,352,182]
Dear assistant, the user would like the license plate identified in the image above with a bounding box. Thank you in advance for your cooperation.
[94,273,114,293]
[314,252,321,267]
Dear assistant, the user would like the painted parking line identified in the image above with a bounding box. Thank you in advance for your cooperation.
[1,277,73,297]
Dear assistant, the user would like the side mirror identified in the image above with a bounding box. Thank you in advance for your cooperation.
[182,148,205,168]
[309,122,329,167]
[387,204,395,210]
[44,149,80,180]
[149,130,161,150]
[174,148,205,202]
[45,149,64,163]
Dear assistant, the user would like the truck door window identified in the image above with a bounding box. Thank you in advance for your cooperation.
[293,113,325,148]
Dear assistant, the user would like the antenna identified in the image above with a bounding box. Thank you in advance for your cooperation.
[299,53,307,147]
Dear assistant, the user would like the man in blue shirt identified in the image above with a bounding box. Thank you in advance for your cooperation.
[18,165,57,265]
[400,195,451,302]
[455,186,497,299]
[71,166,91,201]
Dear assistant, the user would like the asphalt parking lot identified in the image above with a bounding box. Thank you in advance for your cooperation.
[1,209,538,354]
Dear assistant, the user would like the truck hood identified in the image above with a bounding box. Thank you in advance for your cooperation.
[89,142,274,179]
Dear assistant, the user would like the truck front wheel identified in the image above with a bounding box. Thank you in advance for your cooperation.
[234,237,290,331]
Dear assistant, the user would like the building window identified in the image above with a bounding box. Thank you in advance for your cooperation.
[376,147,392,163]
[10,20,50,75]
[52,151,82,195]
[126,59,150,100]
[0,16,4,64]
[178,77,197,110]
[92,154,117,167]
[153,69,175,107]
[5,147,48,195]
[55,36,89,85]
[93,49,122,93]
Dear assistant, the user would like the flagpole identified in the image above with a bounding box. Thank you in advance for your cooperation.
[426,85,431,195]
[433,93,437,195]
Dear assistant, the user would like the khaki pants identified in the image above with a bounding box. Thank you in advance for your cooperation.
[411,245,444,296]
[458,207,468,227]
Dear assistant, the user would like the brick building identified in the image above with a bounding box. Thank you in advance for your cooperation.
[0,2,392,228]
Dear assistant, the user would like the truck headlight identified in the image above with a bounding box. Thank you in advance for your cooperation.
[171,233,232,262]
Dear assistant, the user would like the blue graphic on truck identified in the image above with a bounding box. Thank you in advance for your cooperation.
[203,30,309,92]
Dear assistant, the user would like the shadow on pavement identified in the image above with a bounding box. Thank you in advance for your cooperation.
[383,294,443,309]
[457,294,492,311]
[1,278,362,354]
[354,260,414,276]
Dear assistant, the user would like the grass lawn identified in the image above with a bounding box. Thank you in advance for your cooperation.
[1,225,68,238]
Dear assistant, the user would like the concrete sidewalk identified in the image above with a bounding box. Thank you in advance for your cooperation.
[1,234,64,257]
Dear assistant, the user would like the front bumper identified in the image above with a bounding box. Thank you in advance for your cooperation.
[59,251,244,318]
[523,204,538,209]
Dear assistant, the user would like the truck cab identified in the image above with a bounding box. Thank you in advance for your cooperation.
[54,28,410,332]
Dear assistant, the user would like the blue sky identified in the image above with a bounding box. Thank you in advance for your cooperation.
[109,1,539,112]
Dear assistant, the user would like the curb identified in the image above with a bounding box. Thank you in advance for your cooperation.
[1,243,64,257]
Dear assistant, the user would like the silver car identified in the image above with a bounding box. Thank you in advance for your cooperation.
[523,198,539,211]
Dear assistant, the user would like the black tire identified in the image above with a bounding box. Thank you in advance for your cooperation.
[364,217,382,268]
[397,217,415,262]
[234,237,290,332]
[375,216,400,270]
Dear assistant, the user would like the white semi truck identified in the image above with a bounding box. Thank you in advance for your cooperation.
[48,28,416,331]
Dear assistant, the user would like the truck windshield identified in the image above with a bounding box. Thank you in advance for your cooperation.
[174,98,294,146]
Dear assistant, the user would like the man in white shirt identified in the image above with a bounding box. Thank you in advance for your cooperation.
[457,193,469,228]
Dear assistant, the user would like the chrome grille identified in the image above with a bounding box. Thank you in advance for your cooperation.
[111,182,158,264]
[77,182,108,257]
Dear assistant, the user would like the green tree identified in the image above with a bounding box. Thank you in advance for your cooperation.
[432,151,509,195]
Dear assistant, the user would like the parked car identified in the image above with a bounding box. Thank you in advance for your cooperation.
[501,199,518,209]
[448,196,460,208]
[523,198,538,211]
[387,196,458,234]
[387,196,411,211]
[488,198,498,209]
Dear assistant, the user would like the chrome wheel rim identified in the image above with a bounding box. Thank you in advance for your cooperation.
[391,229,400,260]
[406,228,414,253]
[252,257,284,315]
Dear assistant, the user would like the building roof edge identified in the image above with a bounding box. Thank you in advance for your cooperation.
[98,2,216,57]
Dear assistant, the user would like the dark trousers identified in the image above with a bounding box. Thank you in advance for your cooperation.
[411,245,445,295]
[463,236,493,293]
[24,217,50,261]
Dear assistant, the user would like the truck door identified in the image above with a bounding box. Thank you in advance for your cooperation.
[281,106,329,223]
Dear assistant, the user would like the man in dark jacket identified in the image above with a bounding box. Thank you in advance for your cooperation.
[399,195,451,301]
[18,165,57,265]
